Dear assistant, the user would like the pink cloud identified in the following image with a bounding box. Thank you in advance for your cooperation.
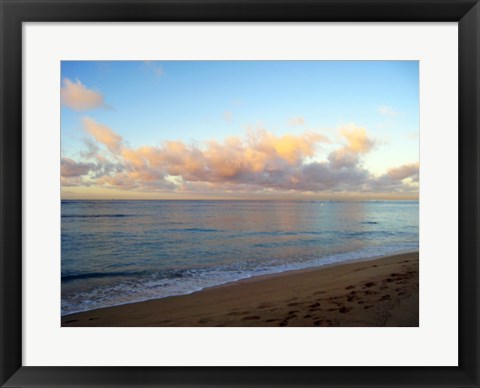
[340,124,375,154]
[83,117,124,153]
[387,163,419,181]
[61,119,418,196]
[61,79,107,111]
[61,158,94,177]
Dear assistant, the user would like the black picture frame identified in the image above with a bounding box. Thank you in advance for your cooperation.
[1,0,479,387]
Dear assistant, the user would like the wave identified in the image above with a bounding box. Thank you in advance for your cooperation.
[160,227,220,233]
[62,214,132,218]
[62,270,148,281]
[61,243,418,315]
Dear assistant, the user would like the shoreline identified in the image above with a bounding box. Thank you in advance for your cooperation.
[62,251,419,327]
[62,248,418,316]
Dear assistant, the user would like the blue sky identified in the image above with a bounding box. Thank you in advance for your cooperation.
[61,61,419,200]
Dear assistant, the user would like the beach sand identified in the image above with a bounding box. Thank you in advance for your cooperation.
[62,251,419,327]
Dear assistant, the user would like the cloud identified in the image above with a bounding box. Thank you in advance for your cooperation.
[326,124,375,170]
[61,120,417,197]
[387,162,419,182]
[80,138,101,159]
[288,117,306,126]
[83,117,124,153]
[340,124,375,154]
[378,105,398,117]
[328,148,359,169]
[61,158,94,177]
[61,78,107,111]
[143,61,164,77]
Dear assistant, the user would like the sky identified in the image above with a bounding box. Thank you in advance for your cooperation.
[61,61,419,200]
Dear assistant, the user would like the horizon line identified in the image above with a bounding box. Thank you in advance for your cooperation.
[61,198,419,202]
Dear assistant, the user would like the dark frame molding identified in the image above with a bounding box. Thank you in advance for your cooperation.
[1,1,479,387]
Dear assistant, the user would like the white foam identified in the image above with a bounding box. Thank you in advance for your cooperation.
[61,243,418,315]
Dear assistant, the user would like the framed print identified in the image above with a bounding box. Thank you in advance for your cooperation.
[1,0,479,387]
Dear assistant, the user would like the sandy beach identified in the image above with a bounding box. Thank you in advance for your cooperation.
[62,251,418,327]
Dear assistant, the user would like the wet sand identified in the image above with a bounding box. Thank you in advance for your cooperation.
[62,251,419,327]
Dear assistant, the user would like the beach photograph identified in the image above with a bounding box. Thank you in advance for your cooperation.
[60,61,419,327]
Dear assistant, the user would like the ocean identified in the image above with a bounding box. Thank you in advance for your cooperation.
[61,200,419,315]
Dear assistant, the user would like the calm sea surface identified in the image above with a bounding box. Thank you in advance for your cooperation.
[61,200,419,315]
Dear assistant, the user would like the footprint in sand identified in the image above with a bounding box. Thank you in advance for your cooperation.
[227,311,248,316]
[257,302,273,309]
[287,302,300,307]
[64,319,78,324]
[354,268,366,272]
[345,285,355,290]
[314,319,332,326]
[265,318,280,323]
[339,306,352,313]
[242,315,260,321]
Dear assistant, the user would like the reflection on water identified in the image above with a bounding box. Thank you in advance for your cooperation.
[61,200,419,314]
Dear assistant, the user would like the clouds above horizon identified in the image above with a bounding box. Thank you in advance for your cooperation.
[61,118,419,197]
[61,79,107,111]
[288,117,306,126]
[143,61,164,78]
[378,105,399,117]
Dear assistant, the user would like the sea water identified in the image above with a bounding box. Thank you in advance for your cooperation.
[61,200,419,315]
